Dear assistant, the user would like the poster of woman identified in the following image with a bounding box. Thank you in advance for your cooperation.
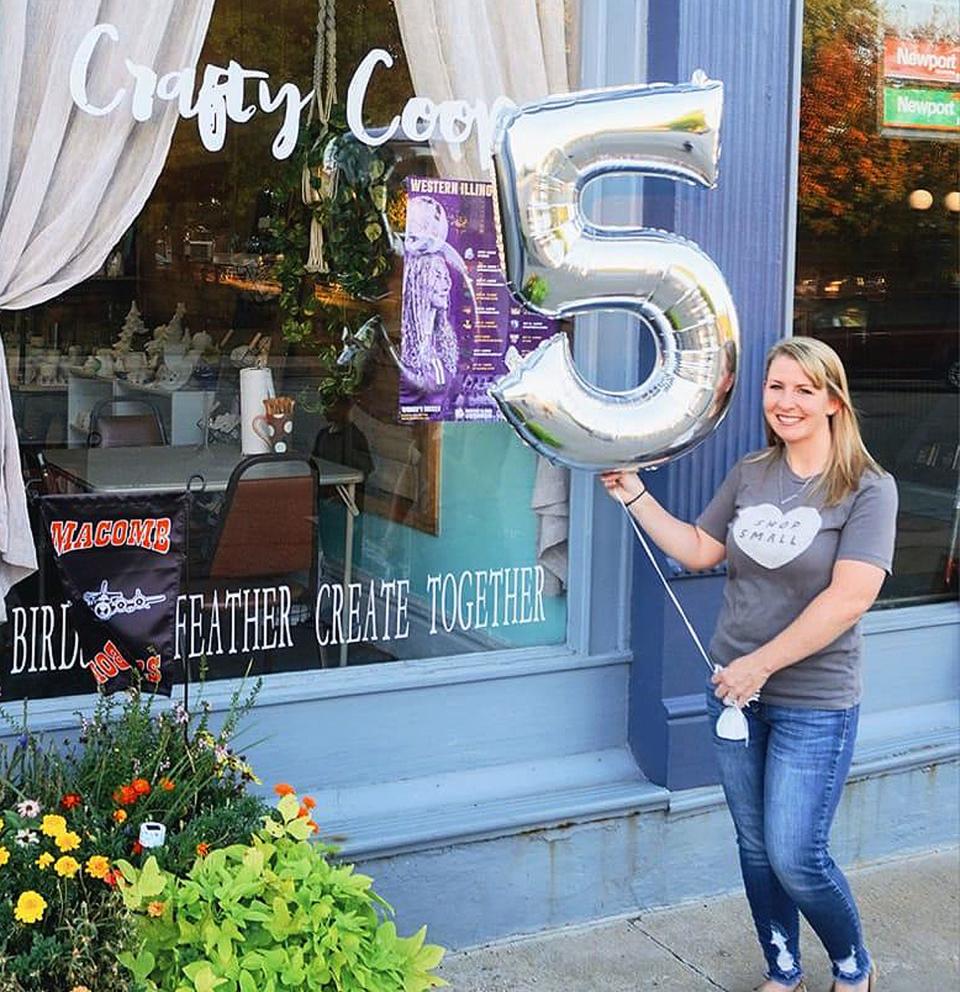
[398,177,554,422]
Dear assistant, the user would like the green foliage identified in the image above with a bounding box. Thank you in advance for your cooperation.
[265,104,397,414]
[0,684,267,992]
[118,793,447,992]
[522,275,549,307]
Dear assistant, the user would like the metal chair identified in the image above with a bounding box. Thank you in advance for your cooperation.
[88,398,167,448]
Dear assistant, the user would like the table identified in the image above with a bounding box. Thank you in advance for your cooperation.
[42,445,363,666]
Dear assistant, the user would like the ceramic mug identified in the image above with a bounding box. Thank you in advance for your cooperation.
[252,396,295,454]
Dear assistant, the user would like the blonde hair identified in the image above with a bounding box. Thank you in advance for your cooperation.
[753,337,882,506]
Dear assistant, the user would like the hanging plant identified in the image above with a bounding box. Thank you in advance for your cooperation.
[265,105,397,412]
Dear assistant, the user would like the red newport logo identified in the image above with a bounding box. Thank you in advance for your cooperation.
[49,517,172,556]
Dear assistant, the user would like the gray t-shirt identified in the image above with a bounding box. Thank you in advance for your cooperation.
[696,450,898,709]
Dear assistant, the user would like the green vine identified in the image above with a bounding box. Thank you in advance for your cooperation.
[265,104,396,412]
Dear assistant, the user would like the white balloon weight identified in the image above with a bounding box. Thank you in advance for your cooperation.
[490,74,739,472]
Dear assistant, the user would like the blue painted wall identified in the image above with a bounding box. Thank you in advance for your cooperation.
[630,0,805,789]
[629,0,960,791]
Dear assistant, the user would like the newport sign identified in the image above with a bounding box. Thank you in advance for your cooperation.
[70,24,509,164]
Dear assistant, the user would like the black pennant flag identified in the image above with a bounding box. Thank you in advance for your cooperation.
[38,492,189,696]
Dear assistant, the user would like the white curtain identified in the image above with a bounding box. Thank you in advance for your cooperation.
[394,0,578,179]
[394,0,576,593]
[0,0,214,618]
[0,0,214,310]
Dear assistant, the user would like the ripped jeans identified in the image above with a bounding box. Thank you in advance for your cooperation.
[706,690,871,987]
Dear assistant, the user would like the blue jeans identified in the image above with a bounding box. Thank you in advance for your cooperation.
[706,689,871,987]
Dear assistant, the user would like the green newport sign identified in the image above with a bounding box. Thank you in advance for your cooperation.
[882,85,960,132]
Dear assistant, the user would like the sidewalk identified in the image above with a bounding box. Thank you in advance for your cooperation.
[438,847,959,991]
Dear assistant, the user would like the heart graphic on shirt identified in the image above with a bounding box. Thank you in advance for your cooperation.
[732,503,822,569]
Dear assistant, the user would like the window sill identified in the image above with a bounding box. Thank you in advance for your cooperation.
[2,646,632,734]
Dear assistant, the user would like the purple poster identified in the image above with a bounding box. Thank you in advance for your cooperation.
[398,176,555,422]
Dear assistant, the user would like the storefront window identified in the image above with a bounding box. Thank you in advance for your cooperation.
[0,0,579,700]
[794,0,959,605]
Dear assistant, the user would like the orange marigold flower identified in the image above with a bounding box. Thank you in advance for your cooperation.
[114,784,138,806]
[308,819,319,834]
[273,783,295,797]
[131,778,151,796]
[85,855,110,880]
[131,841,143,856]
[59,793,82,810]
[159,777,175,791]
[146,900,165,917]
[112,809,128,824]
[297,804,309,819]
[196,842,210,858]
[301,795,316,810]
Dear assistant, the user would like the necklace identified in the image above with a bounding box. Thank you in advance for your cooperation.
[777,457,817,506]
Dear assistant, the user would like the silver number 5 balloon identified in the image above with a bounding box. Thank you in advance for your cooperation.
[490,73,739,472]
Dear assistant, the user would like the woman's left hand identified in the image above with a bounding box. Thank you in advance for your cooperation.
[711,654,769,708]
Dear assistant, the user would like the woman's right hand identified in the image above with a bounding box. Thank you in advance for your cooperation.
[600,471,644,504]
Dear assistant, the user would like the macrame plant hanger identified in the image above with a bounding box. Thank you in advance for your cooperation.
[302,0,338,274]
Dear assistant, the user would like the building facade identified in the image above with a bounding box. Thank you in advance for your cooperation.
[1,0,957,948]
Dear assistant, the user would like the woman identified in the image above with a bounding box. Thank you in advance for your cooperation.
[400,250,460,409]
[400,195,471,415]
[603,337,897,992]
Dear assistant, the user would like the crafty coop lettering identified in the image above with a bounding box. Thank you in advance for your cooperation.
[346,49,513,167]
[49,517,171,556]
[69,23,311,159]
[70,28,508,164]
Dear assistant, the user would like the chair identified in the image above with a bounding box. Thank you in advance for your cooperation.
[88,398,167,448]
[201,453,327,667]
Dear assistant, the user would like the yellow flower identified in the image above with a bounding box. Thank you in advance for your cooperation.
[14,890,47,924]
[0,845,10,867]
[36,852,54,869]
[146,900,165,917]
[85,855,110,880]
[40,814,67,838]
[113,808,128,824]
[55,830,81,852]
[54,855,81,878]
